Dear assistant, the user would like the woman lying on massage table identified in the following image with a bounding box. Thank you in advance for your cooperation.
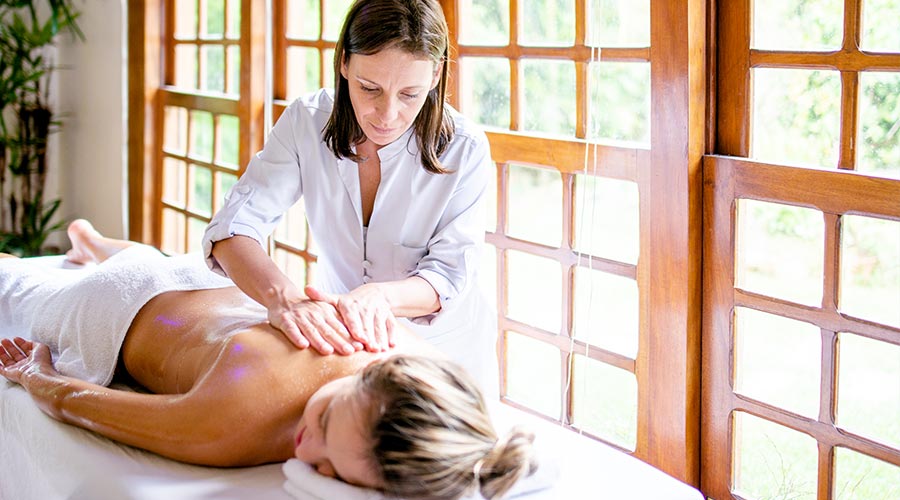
[0,220,535,500]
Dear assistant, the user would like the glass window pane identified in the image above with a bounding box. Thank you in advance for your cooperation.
[187,217,207,253]
[861,0,900,52]
[734,308,821,418]
[836,333,900,449]
[506,250,562,333]
[323,49,336,88]
[479,243,498,311]
[163,106,188,155]
[589,62,650,144]
[519,0,574,47]
[573,175,639,264]
[857,71,900,180]
[274,248,309,287]
[226,0,240,39]
[189,110,214,162]
[522,59,576,136]
[834,447,900,500]
[216,114,240,169]
[200,45,225,93]
[506,164,562,247]
[275,201,309,249]
[735,199,824,306]
[175,0,198,39]
[587,0,649,48]
[202,0,225,38]
[733,412,818,500]
[505,331,561,418]
[161,208,186,255]
[188,165,213,217]
[484,162,497,233]
[459,57,510,130]
[459,0,509,46]
[226,45,240,95]
[323,0,353,41]
[162,158,187,208]
[840,215,900,327]
[751,68,841,168]
[571,356,637,450]
[752,0,842,51]
[573,267,638,358]
[286,0,321,40]
[174,44,198,89]
[287,47,322,101]
[214,172,238,213]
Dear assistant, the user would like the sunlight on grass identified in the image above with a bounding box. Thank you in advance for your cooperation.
[571,355,637,450]
[834,447,900,500]
[735,199,824,306]
[836,333,900,450]
[840,215,900,328]
[733,413,818,500]
[734,308,821,418]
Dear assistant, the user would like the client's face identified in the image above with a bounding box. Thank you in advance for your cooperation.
[293,375,381,489]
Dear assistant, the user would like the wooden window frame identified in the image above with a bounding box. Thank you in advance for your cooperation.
[131,0,708,486]
[706,1,900,498]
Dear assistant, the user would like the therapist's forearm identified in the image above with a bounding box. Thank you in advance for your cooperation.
[211,235,305,308]
[374,276,441,318]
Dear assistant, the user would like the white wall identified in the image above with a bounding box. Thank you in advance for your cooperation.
[51,0,127,245]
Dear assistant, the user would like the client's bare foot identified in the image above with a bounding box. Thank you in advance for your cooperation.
[65,219,135,264]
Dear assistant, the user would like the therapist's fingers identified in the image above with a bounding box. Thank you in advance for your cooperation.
[337,301,371,348]
[384,314,397,348]
[320,314,356,355]
[294,315,334,355]
[270,312,310,350]
[304,285,337,306]
[303,307,356,356]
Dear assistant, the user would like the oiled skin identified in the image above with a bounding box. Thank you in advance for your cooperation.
[24,286,436,467]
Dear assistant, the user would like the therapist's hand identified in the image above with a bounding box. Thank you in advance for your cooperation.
[304,284,396,352]
[267,298,361,356]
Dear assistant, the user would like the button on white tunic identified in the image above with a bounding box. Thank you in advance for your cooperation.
[202,89,499,396]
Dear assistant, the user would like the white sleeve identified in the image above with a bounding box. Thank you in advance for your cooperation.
[201,102,310,275]
[412,132,492,324]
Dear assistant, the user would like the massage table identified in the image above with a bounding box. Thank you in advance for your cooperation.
[1,256,704,500]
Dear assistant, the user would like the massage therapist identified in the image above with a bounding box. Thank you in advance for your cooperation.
[202,0,497,394]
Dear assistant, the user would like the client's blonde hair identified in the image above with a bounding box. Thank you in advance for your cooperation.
[359,355,537,500]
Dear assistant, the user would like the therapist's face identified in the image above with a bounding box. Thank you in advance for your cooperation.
[341,46,441,148]
[293,375,382,489]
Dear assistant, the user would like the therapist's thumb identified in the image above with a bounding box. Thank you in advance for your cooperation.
[304,285,337,306]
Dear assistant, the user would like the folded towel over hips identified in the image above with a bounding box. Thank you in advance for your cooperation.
[282,448,559,500]
[0,245,234,386]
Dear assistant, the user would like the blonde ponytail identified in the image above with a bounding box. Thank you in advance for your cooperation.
[358,355,537,500]
[476,426,538,499]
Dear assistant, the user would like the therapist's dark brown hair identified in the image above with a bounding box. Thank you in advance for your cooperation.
[323,0,454,174]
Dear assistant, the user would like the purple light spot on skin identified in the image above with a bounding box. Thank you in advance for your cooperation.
[233,344,243,353]
[229,367,248,381]
[155,315,183,327]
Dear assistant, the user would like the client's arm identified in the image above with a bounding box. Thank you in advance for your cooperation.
[0,337,259,467]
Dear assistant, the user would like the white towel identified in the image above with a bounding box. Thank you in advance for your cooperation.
[281,450,559,500]
[1,246,234,386]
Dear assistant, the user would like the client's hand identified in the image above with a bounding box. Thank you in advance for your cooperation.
[305,284,395,352]
[0,337,54,385]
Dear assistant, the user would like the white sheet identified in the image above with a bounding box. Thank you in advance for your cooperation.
[0,256,704,500]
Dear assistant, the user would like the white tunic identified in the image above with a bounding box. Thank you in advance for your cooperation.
[202,89,498,397]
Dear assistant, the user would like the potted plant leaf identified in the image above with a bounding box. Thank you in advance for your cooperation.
[0,0,83,256]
